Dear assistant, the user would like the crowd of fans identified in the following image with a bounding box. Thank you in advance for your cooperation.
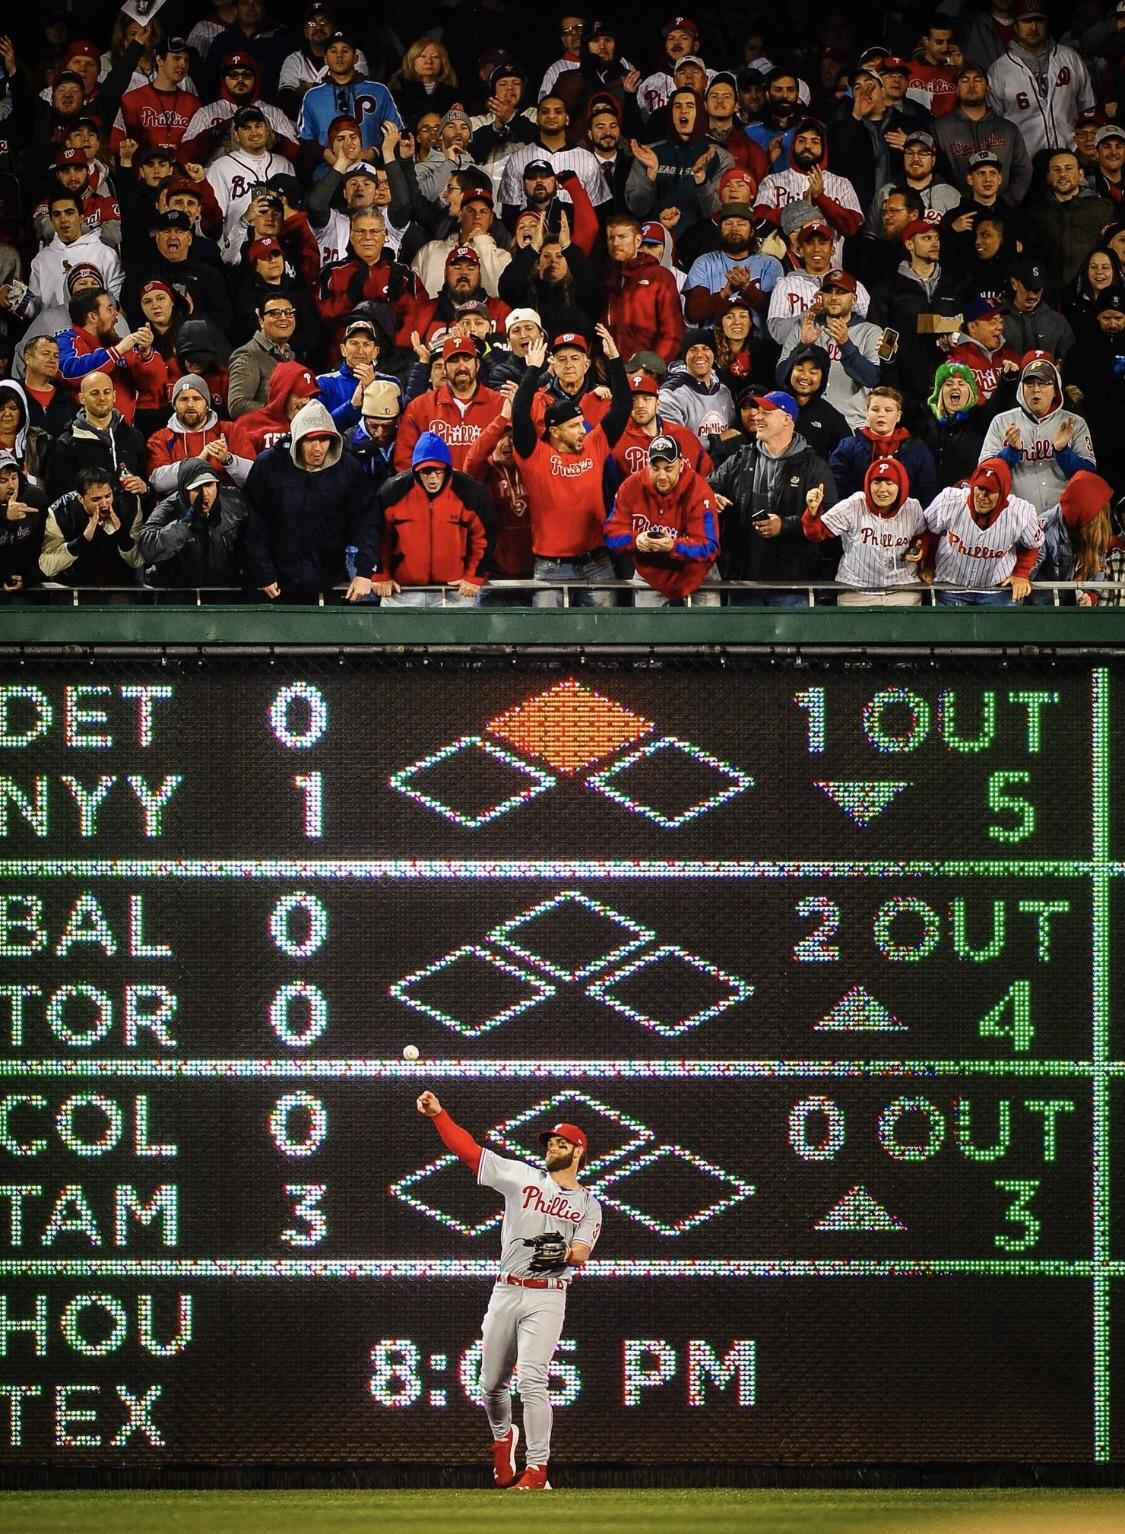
[1,2,1123,606]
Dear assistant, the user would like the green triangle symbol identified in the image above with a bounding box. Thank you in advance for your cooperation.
[814,1184,907,1233]
[814,781,911,827]
[815,984,905,1032]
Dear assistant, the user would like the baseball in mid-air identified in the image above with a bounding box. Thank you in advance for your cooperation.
[402,1044,420,1061]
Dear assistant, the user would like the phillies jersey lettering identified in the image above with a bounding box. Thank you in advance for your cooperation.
[923,485,1043,587]
[425,418,483,448]
[478,1148,602,1281]
[821,493,926,589]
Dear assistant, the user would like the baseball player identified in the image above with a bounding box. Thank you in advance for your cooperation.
[415,1091,602,1490]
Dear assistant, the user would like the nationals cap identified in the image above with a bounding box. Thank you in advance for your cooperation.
[52,147,89,169]
[553,331,589,353]
[648,434,680,462]
[248,236,282,260]
[538,1121,589,1152]
[820,268,857,294]
[968,149,1001,169]
[446,244,481,266]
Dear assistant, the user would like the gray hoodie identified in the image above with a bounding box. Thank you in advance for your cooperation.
[980,357,1097,511]
[289,400,343,470]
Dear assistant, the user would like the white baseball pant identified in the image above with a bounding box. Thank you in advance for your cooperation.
[479,1282,567,1465]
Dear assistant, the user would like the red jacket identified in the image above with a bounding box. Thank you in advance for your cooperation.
[227,359,319,459]
[146,415,241,479]
[317,254,425,347]
[605,462,719,598]
[611,417,712,478]
[602,252,684,364]
[395,382,505,472]
[375,469,492,586]
[411,292,510,344]
[464,414,533,577]
[57,325,168,425]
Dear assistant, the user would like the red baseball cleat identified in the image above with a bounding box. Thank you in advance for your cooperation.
[491,1424,519,1488]
[511,1464,552,1490]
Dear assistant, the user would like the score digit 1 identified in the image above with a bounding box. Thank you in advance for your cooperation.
[794,688,826,755]
[293,772,323,838]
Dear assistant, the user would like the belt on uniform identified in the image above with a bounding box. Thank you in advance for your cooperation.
[498,1273,565,1290]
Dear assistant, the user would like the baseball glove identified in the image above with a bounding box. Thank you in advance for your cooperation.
[523,1232,569,1272]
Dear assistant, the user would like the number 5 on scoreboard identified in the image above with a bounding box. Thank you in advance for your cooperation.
[987,770,1035,843]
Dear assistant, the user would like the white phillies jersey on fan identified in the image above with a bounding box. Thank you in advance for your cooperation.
[820,493,927,589]
[478,1149,602,1281]
[923,487,1043,587]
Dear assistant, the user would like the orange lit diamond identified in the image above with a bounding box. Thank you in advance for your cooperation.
[486,681,654,775]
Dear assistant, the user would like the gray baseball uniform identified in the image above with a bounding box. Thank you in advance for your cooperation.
[819,493,926,589]
[477,1148,602,1466]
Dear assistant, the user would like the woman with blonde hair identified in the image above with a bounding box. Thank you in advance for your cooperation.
[1035,470,1116,606]
[390,38,459,125]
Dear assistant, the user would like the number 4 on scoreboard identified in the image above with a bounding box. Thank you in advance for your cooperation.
[978,979,1033,1053]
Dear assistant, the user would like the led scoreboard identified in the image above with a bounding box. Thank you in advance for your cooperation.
[0,655,1121,1466]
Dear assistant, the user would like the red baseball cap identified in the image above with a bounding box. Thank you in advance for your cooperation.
[900,218,933,246]
[248,236,283,260]
[796,222,833,243]
[639,221,666,244]
[65,40,101,63]
[821,268,858,294]
[291,370,320,398]
[628,370,659,395]
[552,331,589,353]
[446,244,481,266]
[52,147,89,169]
[441,333,476,360]
[662,15,699,36]
[538,1121,589,1152]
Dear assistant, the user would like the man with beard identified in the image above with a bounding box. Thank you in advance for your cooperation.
[343,377,401,491]
[411,245,510,346]
[582,97,633,211]
[146,374,251,495]
[501,162,598,257]
[182,51,299,164]
[497,95,608,213]
[602,214,683,364]
[777,269,882,429]
[768,219,874,343]
[57,286,166,427]
[744,68,802,173]
[611,369,711,477]
[1026,149,1114,300]
[317,209,424,349]
[684,204,781,327]
[605,434,720,606]
[395,332,503,470]
[412,185,514,298]
[637,17,703,118]
[754,118,862,269]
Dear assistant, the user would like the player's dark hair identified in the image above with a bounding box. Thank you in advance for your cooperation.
[68,288,110,329]
[77,465,113,494]
[765,66,797,88]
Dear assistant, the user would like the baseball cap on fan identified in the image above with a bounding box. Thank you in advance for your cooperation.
[539,1122,589,1153]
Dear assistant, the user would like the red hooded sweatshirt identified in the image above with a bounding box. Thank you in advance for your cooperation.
[605,458,719,598]
[602,250,684,364]
[227,360,320,459]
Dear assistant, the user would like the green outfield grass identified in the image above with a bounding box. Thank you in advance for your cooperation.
[1,1489,1124,1534]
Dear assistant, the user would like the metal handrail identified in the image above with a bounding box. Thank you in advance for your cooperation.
[21,580,1125,607]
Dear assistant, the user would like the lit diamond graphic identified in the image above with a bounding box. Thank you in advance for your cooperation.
[488,890,656,982]
[389,1153,507,1237]
[389,735,555,828]
[586,736,752,827]
[590,1144,756,1236]
[390,944,555,1037]
[487,679,653,774]
[490,1090,655,1175]
[389,1091,656,1234]
[586,946,753,1036]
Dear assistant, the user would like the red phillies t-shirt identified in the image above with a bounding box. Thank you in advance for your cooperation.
[516,428,613,559]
